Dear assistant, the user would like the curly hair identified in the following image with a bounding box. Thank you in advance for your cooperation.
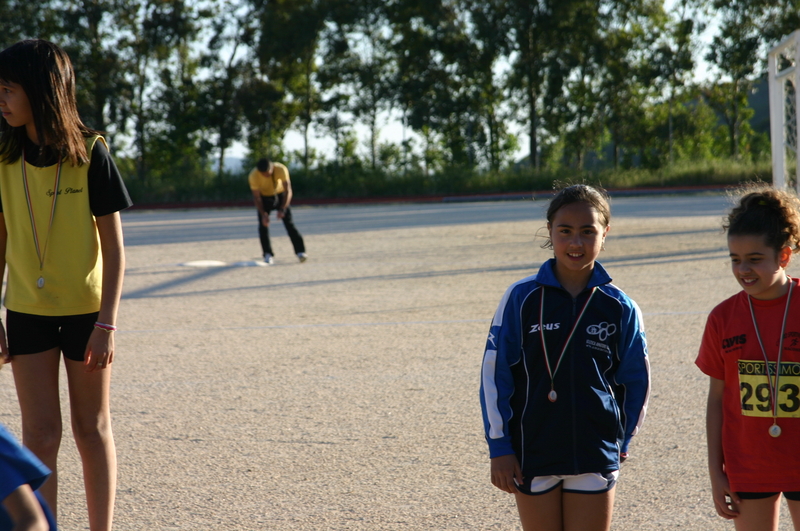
[540,183,611,250]
[725,185,800,254]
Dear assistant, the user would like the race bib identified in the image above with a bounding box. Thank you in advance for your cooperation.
[738,360,800,418]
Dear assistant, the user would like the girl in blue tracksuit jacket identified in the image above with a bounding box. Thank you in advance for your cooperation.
[480,184,650,531]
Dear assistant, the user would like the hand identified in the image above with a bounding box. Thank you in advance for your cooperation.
[84,327,114,373]
[491,454,523,494]
[277,209,285,220]
[261,212,270,227]
[710,469,740,519]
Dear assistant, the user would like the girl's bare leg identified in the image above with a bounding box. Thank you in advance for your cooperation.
[11,348,63,515]
[65,359,116,531]
[563,488,615,531]
[732,494,780,531]
[515,485,563,531]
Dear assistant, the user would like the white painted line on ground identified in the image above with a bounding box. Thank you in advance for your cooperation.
[181,260,268,268]
[181,260,228,267]
[230,260,269,267]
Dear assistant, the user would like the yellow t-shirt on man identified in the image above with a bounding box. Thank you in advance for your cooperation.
[248,162,289,196]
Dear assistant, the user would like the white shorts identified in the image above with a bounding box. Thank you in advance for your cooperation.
[517,471,619,496]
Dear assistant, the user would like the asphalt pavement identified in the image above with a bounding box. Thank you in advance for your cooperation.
[1,193,795,530]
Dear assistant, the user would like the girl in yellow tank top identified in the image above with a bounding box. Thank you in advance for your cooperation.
[0,39,130,531]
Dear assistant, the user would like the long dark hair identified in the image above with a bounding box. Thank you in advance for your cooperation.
[0,39,99,166]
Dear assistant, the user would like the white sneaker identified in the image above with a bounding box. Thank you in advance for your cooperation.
[264,253,274,265]
[297,252,308,263]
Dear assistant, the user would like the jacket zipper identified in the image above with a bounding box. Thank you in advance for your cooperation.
[570,293,579,474]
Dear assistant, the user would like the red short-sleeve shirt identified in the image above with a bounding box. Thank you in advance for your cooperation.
[696,278,800,492]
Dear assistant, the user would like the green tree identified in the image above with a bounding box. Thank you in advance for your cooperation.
[319,0,393,169]
[238,75,300,162]
[704,0,762,158]
[254,0,326,170]
[656,92,718,161]
[56,0,130,140]
[649,0,701,164]
[463,0,518,170]
[759,0,800,47]
[503,0,567,168]
[387,0,479,174]
[553,1,606,169]
[144,2,217,192]
[201,0,257,179]
[0,0,58,48]
[111,0,185,183]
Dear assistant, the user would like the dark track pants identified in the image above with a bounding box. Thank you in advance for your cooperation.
[257,193,305,256]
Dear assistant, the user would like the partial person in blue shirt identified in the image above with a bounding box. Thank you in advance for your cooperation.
[480,184,650,531]
[1,422,57,530]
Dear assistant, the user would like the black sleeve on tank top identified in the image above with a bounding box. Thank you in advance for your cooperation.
[88,139,133,217]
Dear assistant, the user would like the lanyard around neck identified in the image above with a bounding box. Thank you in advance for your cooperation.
[539,286,597,402]
[747,278,793,438]
[21,149,62,272]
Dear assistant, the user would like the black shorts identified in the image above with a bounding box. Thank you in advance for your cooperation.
[6,310,99,361]
[737,491,800,501]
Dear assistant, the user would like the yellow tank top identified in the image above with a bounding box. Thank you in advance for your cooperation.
[0,136,104,316]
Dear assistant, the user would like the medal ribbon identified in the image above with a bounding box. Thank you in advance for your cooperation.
[21,149,62,273]
[748,278,793,431]
[539,286,597,393]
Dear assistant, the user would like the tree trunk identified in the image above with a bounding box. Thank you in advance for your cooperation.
[529,83,538,169]
[526,23,539,170]
[217,146,226,179]
[303,120,309,170]
[370,108,377,170]
[668,96,674,164]
[217,40,240,182]
[303,55,312,171]
[135,55,148,184]
[488,107,497,171]
[333,111,340,168]
[402,111,408,174]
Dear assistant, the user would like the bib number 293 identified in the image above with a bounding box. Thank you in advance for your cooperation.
[738,360,800,418]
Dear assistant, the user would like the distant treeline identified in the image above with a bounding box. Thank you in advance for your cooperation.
[2,0,797,202]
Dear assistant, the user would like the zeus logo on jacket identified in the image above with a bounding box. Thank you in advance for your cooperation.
[529,323,561,334]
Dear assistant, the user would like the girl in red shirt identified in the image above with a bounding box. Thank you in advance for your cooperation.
[697,186,800,529]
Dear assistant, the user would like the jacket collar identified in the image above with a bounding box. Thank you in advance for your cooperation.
[536,258,612,292]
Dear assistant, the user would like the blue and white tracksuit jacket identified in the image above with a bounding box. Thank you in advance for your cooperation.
[480,259,650,478]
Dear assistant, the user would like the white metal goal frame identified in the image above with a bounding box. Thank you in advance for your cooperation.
[769,30,800,193]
